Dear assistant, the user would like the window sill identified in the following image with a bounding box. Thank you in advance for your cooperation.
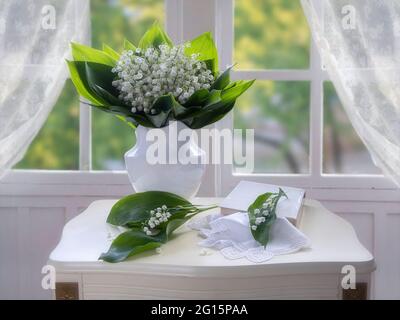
[3,170,130,185]
[1,170,398,200]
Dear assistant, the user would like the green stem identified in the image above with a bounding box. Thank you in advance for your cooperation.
[195,205,218,213]
[184,205,218,219]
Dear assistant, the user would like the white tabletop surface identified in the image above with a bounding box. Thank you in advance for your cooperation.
[49,198,375,277]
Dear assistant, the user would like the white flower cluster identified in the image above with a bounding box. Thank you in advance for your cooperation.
[143,205,172,235]
[112,44,215,114]
[250,197,274,231]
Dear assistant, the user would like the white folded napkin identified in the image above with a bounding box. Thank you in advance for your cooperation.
[188,212,311,263]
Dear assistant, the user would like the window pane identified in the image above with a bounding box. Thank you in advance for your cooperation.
[16,80,79,170]
[234,81,310,173]
[91,0,164,170]
[323,82,381,174]
[234,0,310,70]
[92,108,135,170]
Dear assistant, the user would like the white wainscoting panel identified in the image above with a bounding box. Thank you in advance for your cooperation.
[0,207,19,299]
[386,213,400,299]
[28,207,65,299]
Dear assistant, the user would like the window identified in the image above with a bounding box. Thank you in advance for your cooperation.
[323,82,380,174]
[17,0,165,171]
[13,0,390,193]
[234,0,310,70]
[16,79,80,170]
[232,0,311,174]
[234,80,310,174]
[91,0,164,170]
[217,0,386,193]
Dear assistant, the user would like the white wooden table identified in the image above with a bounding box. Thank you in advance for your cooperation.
[49,198,375,300]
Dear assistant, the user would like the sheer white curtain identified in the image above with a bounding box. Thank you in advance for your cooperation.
[301,0,400,186]
[0,0,90,178]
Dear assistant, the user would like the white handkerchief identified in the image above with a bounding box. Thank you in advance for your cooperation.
[188,212,311,263]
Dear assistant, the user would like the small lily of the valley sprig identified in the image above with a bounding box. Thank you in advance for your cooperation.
[100,191,216,263]
[248,188,288,247]
[143,205,172,235]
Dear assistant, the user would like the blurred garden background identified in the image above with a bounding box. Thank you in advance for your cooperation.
[17,0,380,174]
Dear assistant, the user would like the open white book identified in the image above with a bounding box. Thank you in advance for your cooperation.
[220,181,306,226]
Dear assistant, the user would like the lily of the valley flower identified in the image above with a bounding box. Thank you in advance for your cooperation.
[112,44,214,112]
[143,204,172,235]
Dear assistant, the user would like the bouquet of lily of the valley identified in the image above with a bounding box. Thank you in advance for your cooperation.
[67,22,254,129]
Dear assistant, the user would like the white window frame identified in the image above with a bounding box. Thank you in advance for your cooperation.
[214,0,398,197]
[2,0,399,201]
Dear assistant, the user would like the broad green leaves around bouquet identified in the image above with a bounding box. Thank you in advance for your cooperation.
[66,22,254,129]
[102,44,120,60]
[248,188,288,247]
[101,191,216,263]
[138,21,173,49]
[123,39,136,51]
[71,42,116,66]
[184,32,218,75]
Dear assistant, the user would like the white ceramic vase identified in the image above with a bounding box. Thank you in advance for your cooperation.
[125,121,206,199]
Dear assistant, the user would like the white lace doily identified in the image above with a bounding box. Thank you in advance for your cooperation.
[188,212,311,263]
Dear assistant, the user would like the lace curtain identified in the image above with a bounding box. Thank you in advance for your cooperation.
[301,0,400,186]
[0,0,89,178]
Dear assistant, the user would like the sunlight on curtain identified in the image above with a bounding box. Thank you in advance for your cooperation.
[0,0,89,178]
[301,0,400,186]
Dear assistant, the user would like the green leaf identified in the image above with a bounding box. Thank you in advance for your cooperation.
[115,115,136,129]
[224,81,240,91]
[90,102,153,127]
[124,39,137,51]
[71,42,116,66]
[138,21,173,49]
[88,103,153,128]
[107,191,191,227]
[102,43,120,60]
[154,94,198,120]
[101,105,154,127]
[211,65,233,90]
[66,60,104,106]
[185,100,235,129]
[248,193,275,247]
[99,230,164,263]
[180,80,254,129]
[204,90,222,108]
[82,61,127,109]
[174,106,203,121]
[70,61,116,106]
[127,114,155,127]
[147,94,176,127]
[171,102,189,119]
[183,89,210,107]
[221,79,255,102]
[92,85,121,107]
[248,188,288,247]
[84,62,119,97]
[185,32,218,74]
[166,218,190,238]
